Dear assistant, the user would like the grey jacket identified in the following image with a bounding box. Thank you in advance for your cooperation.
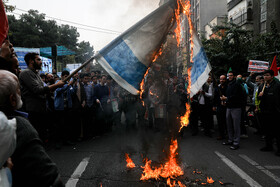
[19,68,50,113]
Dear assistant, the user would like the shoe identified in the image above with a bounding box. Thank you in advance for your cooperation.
[260,146,273,152]
[230,144,240,150]
[241,134,248,139]
[222,141,233,146]
[275,151,280,157]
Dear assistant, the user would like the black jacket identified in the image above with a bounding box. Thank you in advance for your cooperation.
[225,79,244,108]
[10,115,64,187]
[258,80,280,114]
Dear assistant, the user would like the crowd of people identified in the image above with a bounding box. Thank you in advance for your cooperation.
[1,39,280,186]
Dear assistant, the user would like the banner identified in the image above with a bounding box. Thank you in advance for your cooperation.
[248,60,269,72]
[14,47,40,70]
[0,0,9,44]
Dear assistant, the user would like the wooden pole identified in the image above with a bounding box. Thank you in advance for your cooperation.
[261,81,266,93]
[62,56,95,82]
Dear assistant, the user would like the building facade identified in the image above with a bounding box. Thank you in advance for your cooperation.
[190,0,228,37]
[228,0,280,35]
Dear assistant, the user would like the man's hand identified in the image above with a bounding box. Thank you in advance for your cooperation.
[6,157,13,170]
[220,95,227,101]
[56,80,65,88]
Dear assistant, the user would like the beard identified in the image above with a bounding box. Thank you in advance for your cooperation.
[34,62,42,70]
[15,93,23,110]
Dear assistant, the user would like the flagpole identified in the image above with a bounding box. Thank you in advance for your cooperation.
[62,56,95,82]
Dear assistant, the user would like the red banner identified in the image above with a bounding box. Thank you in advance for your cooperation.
[0,0,9,44]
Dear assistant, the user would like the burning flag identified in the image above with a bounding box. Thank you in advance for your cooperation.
[189,28,211,97]
[0,0,9,44]
[95,0,176,95]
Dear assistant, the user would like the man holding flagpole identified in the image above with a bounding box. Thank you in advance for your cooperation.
[258,69,280,156]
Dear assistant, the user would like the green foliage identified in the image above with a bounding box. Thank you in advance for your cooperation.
[203,21,280,76]
[75,41,94,64]
[3,0,15,12]
[203,22,253,75]
[7,9,94,70]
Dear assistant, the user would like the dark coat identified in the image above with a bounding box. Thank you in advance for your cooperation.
[225,79,244,108]
[258,80,280,114]
[10,115,64,187]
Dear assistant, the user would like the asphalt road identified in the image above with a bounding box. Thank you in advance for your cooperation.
[47,121,280,187]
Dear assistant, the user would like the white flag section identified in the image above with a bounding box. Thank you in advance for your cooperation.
[95,1,175,95]
[190,29,212,97]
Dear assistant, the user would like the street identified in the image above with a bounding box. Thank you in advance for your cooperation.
[47,119,280,187]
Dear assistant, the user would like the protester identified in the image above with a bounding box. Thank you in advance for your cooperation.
[0,112,16,187]
[54,70,77,148]
[221,71,243,150]
[19,52,65,143]
[0,40,14,73]
[236,74,249,138]
[196,75,213,137]
[213,75,228,140]
[81,73,95,138]
[257,70,280,156]
[246,72,264,135]
[0,70,64,187]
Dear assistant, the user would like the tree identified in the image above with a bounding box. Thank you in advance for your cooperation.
[3,0,15,12]
[8,10,59,47]
[7,9,95,71]
[75,41,94,64]
[202,22,253,75]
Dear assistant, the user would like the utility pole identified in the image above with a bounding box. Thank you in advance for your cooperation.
[52,45,57,71]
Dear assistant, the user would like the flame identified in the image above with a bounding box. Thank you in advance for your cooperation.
[179,0,194,62]
[178,0,193,132]
[167,178,176,187]
[149,91,159,98]
[140,158,163,180]
[167,178,186,187]
[219,181,224,185]
[139,67,150,106]
[139,43,164,106]
[207,177,214,184]
[174,1,181,47]
[125,153,135,169]
[140,139,183,181]
[178,181,186,187]
[160,139,184,178]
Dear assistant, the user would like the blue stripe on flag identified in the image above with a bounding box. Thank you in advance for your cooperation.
[191,48,208,84]
[100,39,147,89]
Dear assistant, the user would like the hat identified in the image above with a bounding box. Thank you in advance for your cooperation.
[0,112,17,167]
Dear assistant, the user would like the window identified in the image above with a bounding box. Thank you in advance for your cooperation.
[260,0,267,33]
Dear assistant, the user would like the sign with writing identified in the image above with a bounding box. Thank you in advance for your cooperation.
[248,60,269,72]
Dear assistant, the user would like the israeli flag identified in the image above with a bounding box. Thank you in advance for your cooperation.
[190,28,212,97]
[95,1,176,95]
